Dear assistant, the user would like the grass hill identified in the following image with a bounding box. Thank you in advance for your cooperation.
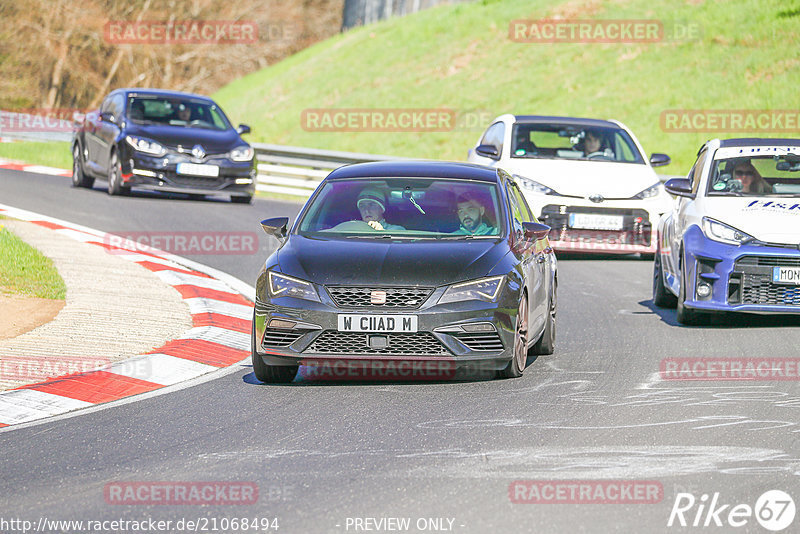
[213,0,800,172]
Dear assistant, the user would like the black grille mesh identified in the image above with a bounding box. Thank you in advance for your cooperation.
[326,286,433,309]
[306,331,448,355]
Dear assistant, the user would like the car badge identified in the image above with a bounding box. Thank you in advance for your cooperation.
[191,145,206,160]
[371,290,387,305]
[589,194,604,203]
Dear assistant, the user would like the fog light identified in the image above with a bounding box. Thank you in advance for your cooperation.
[696,283,712,298]
[235,178,253,185]
[268,318,297,329]
[462,323,496,333]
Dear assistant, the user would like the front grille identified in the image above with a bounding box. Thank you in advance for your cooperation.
[730,256,800,306]
[262,329,306,347]
[166,174,227,189]
[326,286,433,309]
[306,331,449,355]
[451,332,504,351]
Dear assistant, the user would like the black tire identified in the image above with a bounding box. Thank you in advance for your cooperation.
[231,194,253,204]
[71,144,94,188]
[532,282,556,355]
[676,250,706,325]
[106,151,130,196]
[499,295,528,379]
[653,245,677,308]
[251,316,297,383]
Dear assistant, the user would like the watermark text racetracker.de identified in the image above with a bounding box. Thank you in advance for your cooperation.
[508,19,701,43]
[660,358,800,381]
[103,231,258,256]
[660,109,800,133]
[509,480,663,504]
[300,108,492,133]
[0,108,85,134]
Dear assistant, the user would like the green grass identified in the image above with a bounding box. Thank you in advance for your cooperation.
[0,223,66,299]
[0,141,71,170]
[214,0,800,172]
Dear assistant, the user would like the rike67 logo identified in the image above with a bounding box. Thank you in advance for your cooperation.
[668,490,795,531]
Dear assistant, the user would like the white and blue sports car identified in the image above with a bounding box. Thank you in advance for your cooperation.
[654,138,800,324]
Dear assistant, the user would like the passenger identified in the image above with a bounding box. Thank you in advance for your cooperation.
[176,103,192,122]
[356,187,405,231]
[731,160,772,193]
[453,192,497,235]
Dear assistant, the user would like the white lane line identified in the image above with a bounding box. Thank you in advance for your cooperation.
[185,298,252,320]
[0,390,93,425]
[179,326,250,351]
[107,353,218,386]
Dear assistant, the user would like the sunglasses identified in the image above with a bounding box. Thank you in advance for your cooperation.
[734,169,755,177]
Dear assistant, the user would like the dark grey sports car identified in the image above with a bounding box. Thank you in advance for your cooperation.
[252,161,557,382]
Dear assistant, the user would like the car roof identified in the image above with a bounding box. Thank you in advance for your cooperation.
[112,88,215,102]
[326,161,503,183]
[512,115,619,128]
[717,138,800,148]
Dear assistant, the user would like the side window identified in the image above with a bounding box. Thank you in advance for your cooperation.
[100,96,113,113]
[689,149,708,194]
[507,185,525,225]
[511,184,534,222]
[111,94,125,119]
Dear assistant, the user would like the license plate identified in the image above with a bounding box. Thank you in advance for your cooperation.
[569,213,624,231]
[176,163,219,177]
[773,266,800,285]
[337,314,418,333]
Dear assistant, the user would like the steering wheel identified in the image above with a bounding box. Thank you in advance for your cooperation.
[329,220,375,232]
[586,151,611,160]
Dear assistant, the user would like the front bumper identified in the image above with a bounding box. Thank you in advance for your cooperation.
[534,199,665,254]
[252,278,523,376]
[682,225,800,314]
[121,151,256,197]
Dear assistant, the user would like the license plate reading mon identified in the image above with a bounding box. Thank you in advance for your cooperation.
[569,213,624,231]
[337,315,418,333]
[773,266,800,285]
[176,163,219,177]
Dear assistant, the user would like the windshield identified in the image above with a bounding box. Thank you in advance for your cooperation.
[707,151,800,196]
[297,178,505,238]
[127,96,232,131]
[510,123,644,164]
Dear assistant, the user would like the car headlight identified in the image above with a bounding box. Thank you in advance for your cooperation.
[229,145,254,162]
[438,276,505,304]
[125,135,167,156]
[631,183,662,200]
[701,217,754,245]
[268,271,320,302]
[514,174,559,195]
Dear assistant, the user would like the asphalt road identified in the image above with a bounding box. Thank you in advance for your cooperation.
[2,169,800,533]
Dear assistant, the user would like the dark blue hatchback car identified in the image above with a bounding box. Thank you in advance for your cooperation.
[72,88,256,203]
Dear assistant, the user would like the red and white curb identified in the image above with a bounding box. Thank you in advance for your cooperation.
[0,204,254,428]
[0,157,72,177]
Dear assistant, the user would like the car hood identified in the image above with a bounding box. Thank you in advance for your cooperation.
[704,197,800,244]
[125,122,242,153]
[502,158,659,198]
[277,235,508,287]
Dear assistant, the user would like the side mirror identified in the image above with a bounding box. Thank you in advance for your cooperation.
[475,144,500,159]
[237,124,251,135]
[664,178,694,198]
[100,111,116,124]
[522,222,551,241]
[261,217,289,240]
[650,153,671,167]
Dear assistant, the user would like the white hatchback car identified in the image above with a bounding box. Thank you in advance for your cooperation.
[468,114,672,254]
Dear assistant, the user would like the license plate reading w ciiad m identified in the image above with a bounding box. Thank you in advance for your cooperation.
[568,213,624,231]
[337,314,418,333]
[773,266,800,285]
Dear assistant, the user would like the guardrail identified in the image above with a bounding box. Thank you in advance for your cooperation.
[252,143,410,198]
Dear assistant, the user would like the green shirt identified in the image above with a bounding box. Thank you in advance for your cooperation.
[453,222,496,235]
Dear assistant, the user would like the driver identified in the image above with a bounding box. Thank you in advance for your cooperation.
[453,192,497,235]
[583,130,614,159]
[731,159,772,193]
[356,187,404,231]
